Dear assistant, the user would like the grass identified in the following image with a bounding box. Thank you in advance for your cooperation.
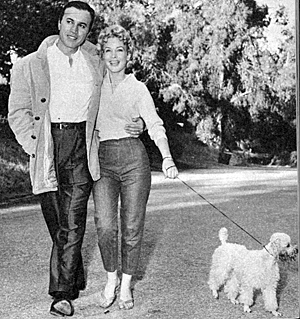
[172,131,220,168]
[142,129,220,171]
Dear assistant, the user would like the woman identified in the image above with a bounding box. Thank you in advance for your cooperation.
[93,25,178,310]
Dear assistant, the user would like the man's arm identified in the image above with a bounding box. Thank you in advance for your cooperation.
[124,117,145,138]
[8,60,35,156]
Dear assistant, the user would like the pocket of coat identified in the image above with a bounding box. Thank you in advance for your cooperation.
[29,155,36,187]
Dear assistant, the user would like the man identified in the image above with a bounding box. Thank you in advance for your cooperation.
[8,1,143,316]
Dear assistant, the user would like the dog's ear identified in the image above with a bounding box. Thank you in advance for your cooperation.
[269,238,282,256]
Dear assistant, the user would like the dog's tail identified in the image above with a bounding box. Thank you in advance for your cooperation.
[219,227,228,244]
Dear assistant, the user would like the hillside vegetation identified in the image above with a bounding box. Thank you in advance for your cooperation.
[1,121,297,204]
[0,0,297,202]
[0,123,220,203]
[0,124,31,202]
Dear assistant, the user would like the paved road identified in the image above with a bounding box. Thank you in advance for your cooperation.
[0,167,298,319]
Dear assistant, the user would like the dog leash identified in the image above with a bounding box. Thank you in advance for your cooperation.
[176,176,271,254]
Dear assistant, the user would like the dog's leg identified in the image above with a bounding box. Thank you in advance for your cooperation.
[262,287,282,317]
[271,310,282,317]
[208,267,229,299]
[239,284,254,313]
[208,261,231,299]
[243,305,252,313]
[224,275,239,304]
[207,275,221,299]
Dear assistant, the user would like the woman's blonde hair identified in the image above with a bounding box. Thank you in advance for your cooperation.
[98,25,132,55]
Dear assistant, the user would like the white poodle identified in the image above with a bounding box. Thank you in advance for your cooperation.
[208,227,298,316]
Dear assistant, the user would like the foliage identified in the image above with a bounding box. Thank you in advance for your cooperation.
[0,0,296,161]
[0,0,69,81]
[251,109,296,154]
[0,84,10,116]
[0,124,31,200]
[153,0,295,155]
[159,1,268,111]
[89,0,184,129]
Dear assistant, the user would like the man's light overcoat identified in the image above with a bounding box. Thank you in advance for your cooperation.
[8,35,103,194]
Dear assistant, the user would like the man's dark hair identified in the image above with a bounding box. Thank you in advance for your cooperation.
[59,1,95,32]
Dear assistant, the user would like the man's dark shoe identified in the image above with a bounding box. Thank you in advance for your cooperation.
[50,299,74,317]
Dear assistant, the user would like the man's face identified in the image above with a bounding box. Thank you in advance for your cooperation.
[57,7,92,55]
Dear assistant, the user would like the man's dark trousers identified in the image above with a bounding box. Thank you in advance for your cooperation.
[39,122,93,300]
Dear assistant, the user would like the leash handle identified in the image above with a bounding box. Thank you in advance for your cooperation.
[176,176,270,252]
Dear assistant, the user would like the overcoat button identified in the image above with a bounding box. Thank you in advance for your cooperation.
[35,116,40,120]
[41,98,46,103]
[31,135,36,139]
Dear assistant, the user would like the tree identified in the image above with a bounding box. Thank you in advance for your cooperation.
[90,0,296,157]
[1,0,296,159]
[157,1,270,147]
[0,0,69,82]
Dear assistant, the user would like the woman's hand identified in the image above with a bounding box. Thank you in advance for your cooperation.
[124,117,145,138]
[162,157,178,179]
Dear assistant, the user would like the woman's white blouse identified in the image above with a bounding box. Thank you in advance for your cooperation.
[96,73,167,144]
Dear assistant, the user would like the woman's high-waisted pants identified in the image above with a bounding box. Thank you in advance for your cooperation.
[93,137,151,275]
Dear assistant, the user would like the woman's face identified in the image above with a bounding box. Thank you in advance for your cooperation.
[102,37,129,75]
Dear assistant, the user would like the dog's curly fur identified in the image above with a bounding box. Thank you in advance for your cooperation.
[208,228,298,316]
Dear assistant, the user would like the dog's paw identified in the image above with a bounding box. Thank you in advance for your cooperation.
[212,290,218,299]
[243,305,251,313]
[230,298,239,305]
[271,310,282,317]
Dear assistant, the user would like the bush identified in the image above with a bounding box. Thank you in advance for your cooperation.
[0,84,10,117]
[251,110,296,155]
[0,124,31,201]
